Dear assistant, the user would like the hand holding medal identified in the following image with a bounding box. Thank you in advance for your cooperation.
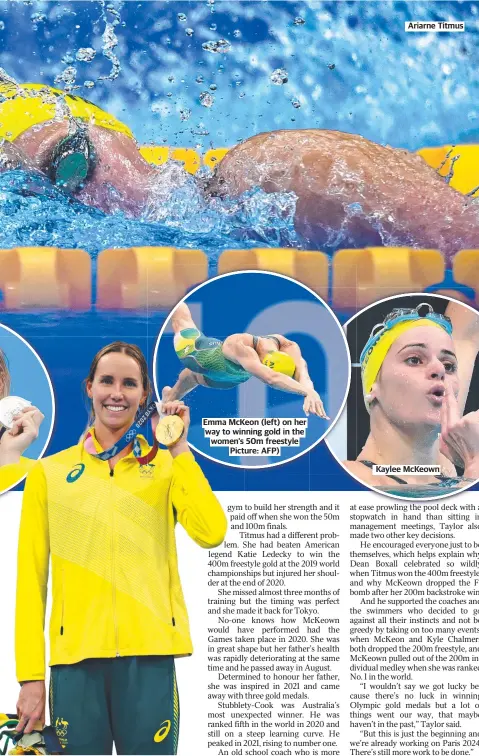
[0,396,45,466]
[154,394,190,455]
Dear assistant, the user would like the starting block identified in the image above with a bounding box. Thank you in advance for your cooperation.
[0,247,91,309]
[97,246,208,310]
[218,247,329,299]
[332,247,446,309]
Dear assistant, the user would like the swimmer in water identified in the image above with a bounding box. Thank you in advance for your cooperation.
[0,80,476,257]
[343,300,479,489]
[161,302,328,418]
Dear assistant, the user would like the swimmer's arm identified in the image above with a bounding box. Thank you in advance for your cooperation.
[446,302,479,414]
[275,335,316,393]
[234,344,309,396]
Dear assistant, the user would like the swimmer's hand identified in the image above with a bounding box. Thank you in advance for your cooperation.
[303,391,329,420]
[161,385,174,403]
[16,681,46,735]
[0,406,44,466]
[154,400,190,458]
[440,385,479,478]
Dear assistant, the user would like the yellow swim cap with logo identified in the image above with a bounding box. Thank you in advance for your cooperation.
[0,82,133,141]
[360,303,453,401]
[262,350,296,378]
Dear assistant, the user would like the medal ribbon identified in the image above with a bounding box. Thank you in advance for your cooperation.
[84,400,159,465]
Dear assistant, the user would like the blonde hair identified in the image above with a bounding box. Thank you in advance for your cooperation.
[0,349,11,400]
[83,342,152,432]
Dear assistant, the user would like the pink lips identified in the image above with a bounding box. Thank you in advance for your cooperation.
[427,383,445,405]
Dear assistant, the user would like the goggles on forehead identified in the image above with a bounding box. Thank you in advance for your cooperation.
[360,303,452,366]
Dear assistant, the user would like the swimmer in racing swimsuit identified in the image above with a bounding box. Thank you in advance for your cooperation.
[161,303,328,419]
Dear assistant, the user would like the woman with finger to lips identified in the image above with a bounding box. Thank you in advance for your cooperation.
[344,300,479,490]
[15,341,227,756]
[0,347,45,493]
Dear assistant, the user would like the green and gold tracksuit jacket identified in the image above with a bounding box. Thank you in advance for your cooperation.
[15,433,227,682]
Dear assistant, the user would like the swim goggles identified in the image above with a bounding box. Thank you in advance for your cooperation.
[48,125,96,192]
[360,303,453,366]
[0,714,62,755]
[0,715,18,755]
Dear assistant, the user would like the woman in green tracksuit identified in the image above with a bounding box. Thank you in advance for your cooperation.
[15,341,227,755]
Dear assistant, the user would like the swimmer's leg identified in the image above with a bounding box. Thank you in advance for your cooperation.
[162,368,208,402]
[171,302,197,335]
[171,303,203,357]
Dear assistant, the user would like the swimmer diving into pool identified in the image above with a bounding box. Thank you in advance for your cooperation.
[161,302,328,418]
[0,79,476,258]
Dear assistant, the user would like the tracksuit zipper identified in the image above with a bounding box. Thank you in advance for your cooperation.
[110,466,120,657]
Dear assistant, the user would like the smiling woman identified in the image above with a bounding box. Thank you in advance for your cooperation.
[83,341,152,438]
[15,341,227,755]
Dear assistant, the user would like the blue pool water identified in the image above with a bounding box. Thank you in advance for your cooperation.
[0,1,477,256]
[0,168,299,263]
[379,483,465,498]
[2,1,478,150]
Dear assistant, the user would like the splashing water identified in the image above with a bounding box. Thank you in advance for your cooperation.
[54,66,77,91]
[76,48,96,63]
[270,68,288,85]
[1,0,475,150]
[201,39,231,54]
[199,91,214,107]
[0,163,300,267]
[97,3,122,82]
[0,1,477,264]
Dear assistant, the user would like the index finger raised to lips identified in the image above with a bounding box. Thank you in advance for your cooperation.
[443,383,461,430]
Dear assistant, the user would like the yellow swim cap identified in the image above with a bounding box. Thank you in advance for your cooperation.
[262,350,296,378]
[361,319,447,397]
[0,82,133,141]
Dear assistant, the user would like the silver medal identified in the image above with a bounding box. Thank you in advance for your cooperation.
[0,396,32,429]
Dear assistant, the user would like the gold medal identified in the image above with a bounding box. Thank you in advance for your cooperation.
[155,414,185,447]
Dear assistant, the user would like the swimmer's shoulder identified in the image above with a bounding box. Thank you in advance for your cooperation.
[223,333,253,351]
